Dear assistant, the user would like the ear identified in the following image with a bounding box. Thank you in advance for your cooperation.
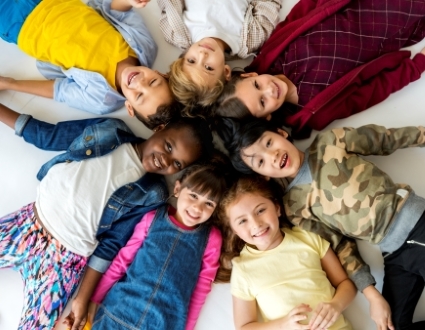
[264,176,270,181]
[240,72,258,78]
[173,180,182,197]
[153,124,166,133]
[265,114,272,121]
[276,128,289,139]
[155,70,169,80]
[224,65,232,81]
[125,100,135,117]
[275,203,281,217]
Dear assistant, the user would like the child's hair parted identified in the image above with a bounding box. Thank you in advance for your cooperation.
[168,53,225,110]
[216,174,288,282]
[166,116,215,162]
[213,70,251,119]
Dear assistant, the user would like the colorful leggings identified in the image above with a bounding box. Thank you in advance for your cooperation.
[0,203,87,330]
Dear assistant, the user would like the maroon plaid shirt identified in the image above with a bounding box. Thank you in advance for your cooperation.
[247,0,425,136]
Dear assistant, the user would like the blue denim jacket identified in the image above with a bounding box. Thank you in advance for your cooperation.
[15,114,168,272]
[35,0,157,114]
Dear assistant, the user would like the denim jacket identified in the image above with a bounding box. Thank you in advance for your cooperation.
[35,0,157,114]
[15,114,168,272]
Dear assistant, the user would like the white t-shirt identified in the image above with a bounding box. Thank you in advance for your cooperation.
[231,227,352,330]
[183,0,248,55]
[36,143,145,257]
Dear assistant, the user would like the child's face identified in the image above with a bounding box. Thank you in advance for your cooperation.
[234,73,288,120]
[241,129,304,179]
[183,38,231,88]
[174,183,217,227]
[121,66,174,122]
[139,127,200,175]
[227,193,283,251]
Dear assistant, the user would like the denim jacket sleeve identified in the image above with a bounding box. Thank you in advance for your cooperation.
[89,174,169,273]
[15,114,119,151]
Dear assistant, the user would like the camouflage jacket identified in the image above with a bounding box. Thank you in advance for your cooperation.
[282,125,425,291]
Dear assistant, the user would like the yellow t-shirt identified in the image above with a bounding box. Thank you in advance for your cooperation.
[17,0,136,89]
[231,227,352,330]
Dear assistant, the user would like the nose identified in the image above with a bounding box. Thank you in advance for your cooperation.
[191,202,202,213]
[161,154,170,169]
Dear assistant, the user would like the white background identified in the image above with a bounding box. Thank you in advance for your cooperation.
[1,0,425,329]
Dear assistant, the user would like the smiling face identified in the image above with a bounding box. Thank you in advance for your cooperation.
[121,66,174,121]
[241,129,304,179]
[227,192,283,251]
[234,73,288,120]
[138,127,201,175]
[174,182,217,227]
[182,38,231,88]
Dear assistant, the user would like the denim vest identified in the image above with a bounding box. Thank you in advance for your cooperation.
[15,114,168,272]
[98,205,211,329]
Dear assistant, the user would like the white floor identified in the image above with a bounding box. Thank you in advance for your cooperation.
[1,1,425,329]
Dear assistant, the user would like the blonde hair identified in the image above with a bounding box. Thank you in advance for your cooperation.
[168,57,225,115]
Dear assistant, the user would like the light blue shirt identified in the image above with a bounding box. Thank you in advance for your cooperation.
[36,0,157,114]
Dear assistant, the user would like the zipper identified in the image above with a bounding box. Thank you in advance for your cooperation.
[407,240,425,247]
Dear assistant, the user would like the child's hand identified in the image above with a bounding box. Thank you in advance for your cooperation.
[308,301,340,330]
[279,304,311,330]
[63,298,89,330]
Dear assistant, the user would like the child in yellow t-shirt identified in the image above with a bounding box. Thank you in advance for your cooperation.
[0,0,175,130]
[218,175,356,330]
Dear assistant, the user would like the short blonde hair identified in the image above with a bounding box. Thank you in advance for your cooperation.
[168,57,225,115]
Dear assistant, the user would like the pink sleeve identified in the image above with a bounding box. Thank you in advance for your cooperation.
[185,226,222,330]
[91,211,155,303]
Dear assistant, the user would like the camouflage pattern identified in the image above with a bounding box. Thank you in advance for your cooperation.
[283,125,425,291]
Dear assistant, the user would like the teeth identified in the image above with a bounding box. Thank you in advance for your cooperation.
[128,73,138,85]
[280,154,288,168]
[253,228,267,237]
[153,156,161,168]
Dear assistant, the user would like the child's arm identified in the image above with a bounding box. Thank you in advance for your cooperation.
[240,0,283,57]
[91,213,153,303]
[0,76,54,99]
[185,227,222,330]
[0,103,20,129]
[111,0,150,11]
[308,247,356,330]
[233,297,311,330]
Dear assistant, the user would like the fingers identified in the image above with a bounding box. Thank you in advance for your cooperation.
[387,318,395,330]
[309,303,338,330]
[63,312,75,327]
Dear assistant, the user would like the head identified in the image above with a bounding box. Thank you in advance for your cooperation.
[215,71,288,120]
[226,119,301,179]
[120,66,175,130]
[169,38,231,108]
[217,175,286,280]
[173,162,229,227]
[139,117,214,175]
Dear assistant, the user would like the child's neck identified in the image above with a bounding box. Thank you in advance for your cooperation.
[115,56,141,93]
[276,74,299,105]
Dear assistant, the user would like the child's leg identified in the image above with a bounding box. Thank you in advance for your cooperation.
[0,203,87,330]
[0,0,42,44]
[382,213,425,329]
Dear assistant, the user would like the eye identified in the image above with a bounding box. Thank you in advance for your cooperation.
[205,65,213,71]
[174,160,182,169]
[189,193,198,199]
[166,142,172,152]
[187,58,195,64]
[149,78,157,86]
[258,159,264,168]
[137,93,142,100]
[238,218,247,225]
[206,201,216,208]
[257,207,266,215]
[260,98,265,107]
[266,139,271,147]
[254,80,259,90]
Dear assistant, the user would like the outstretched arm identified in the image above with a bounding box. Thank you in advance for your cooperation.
[0,76,54,99]
[111,0,150,11]
[0,103,20,129]
[309,247,356,330]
